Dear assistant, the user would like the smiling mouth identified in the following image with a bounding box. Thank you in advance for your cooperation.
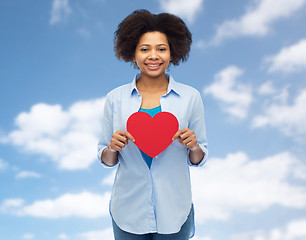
[145,63,163,67]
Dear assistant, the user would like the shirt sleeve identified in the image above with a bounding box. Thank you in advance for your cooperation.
[97,93,119,168]
[187,90,208,167]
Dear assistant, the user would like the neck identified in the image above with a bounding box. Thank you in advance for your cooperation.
[137,73,168,91]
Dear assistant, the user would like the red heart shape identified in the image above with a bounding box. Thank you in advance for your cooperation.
[127,112,179,158]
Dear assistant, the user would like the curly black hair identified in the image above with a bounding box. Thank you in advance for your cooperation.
[114,9,192,67]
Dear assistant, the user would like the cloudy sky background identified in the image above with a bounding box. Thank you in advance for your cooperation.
[1,0,306,239]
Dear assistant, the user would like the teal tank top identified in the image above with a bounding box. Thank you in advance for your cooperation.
[138,106,161,168]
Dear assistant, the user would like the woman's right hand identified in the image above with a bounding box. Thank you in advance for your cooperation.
[108,130,135,152]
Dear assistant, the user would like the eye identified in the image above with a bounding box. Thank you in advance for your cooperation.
[159,48,167,52]
[140,48,149,52]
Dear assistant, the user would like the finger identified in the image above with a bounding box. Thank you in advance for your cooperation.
[181,136,192,146]
[110,144,121,151]
[172,130,181,140]
[176,132,191,144]
[184,139,197,147]
[114,134,128,144]
[116,130,129,137]
[115,141,125,149]
[111,139,127,151]
[181,131,196,144]
[125,131,135,142]
[116,130,135,143]
[179,132,189,141]
[181,129,195,140]
[172,129,186,140]
[111,137,125,148]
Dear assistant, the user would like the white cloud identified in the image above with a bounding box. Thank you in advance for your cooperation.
[194,40,207,49]
[1,191,110,219]
[258,81,277,95]
[101,170,116,186]
[0,198,24,214]
[204,66,253,119]
[77,28,91,39]
[78,228,114,240]
[57,229,114,240]
[286,219,306,239]
[257,81,289,105]
[192,237,213,240]
[22,234,35,239]
[191,151,306,223]
[50,0,72,25]
[210,0,306,45]
[58,233,70,240]
[230,218,306,240]
[2,97,105,170]
[16,171,41,179]
[0,158,8,170]
[252,89,306,136]
[265,39,306,73]
[159,0,203,23]
[272,85,290,104]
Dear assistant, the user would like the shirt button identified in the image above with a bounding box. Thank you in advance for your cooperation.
[155,156,158,159]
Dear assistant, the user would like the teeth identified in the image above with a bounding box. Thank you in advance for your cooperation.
[147,64,160,67]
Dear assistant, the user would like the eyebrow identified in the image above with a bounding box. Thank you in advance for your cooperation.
[138,44,168,47]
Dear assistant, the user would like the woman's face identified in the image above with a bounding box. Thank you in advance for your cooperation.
[134,31,172,79]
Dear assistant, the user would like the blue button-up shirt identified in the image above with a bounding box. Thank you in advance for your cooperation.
[97,74,208,235]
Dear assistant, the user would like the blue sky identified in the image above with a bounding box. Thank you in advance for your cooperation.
[1,0,306,239]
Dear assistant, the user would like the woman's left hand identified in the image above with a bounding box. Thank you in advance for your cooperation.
[172,128,199,150]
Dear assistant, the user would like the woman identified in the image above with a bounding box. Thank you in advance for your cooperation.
[97,9,208,240]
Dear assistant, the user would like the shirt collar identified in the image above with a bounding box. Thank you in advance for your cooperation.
[130,74,181,96]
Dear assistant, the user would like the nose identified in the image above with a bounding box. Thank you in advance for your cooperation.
[149,50,159,60]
